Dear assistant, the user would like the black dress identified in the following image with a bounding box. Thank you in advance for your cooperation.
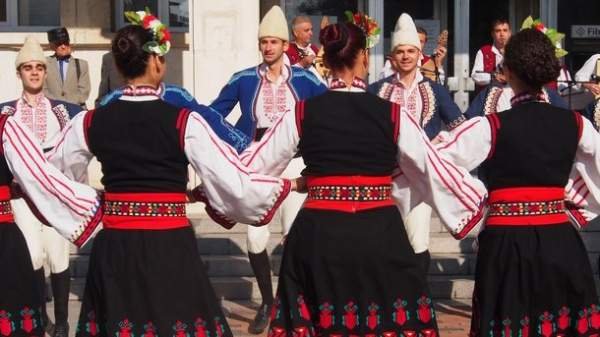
[75,97,232,337]
[268,88,439,337]
[470,100,599,337]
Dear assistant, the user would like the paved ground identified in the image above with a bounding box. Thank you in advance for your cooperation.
[50,299,472,337]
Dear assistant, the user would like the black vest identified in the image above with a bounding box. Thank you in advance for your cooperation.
[484,102,579,191]
[299,91,398,176]
[86,99,189,192]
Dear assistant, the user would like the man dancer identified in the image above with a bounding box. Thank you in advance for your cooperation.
[0,36,83,337]
[471,19,511,90]
[369,13,466,274]
[209,5,326,334]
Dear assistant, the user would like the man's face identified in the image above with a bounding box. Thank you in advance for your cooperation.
[418,32,427,51]
[52,42,72,58]
[293,21,313,46]
[17,61,47,92]
[259,37,288,65]
[391,45,420,74]
[492,23,511,49]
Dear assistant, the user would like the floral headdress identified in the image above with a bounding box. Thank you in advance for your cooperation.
[344,11,381,49]
[124,9,171,56]
[520,16,567,58]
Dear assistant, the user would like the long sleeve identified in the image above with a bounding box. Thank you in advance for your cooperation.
[392,108,487,239]
[435,116,493,171]
[434,84,466,130]
[565,116,600,226]
[185,112,291,226]
[3,117,101,247]
[208,74,242,118]
[464,88,489,119]
[46,111,94,182]
[239,103,299,175]
[471,50,491,86]
[163,85,251,152]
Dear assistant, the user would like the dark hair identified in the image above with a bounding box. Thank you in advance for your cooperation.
[112,25,155,79]
[503,28,560,90]
[491,18,510,32]
[416,26,428,37]
[319,23,366,71]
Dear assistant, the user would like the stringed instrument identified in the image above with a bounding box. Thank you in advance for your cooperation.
[420,30,448,83]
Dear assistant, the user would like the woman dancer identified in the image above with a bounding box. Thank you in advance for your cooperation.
[48,12,292,337]
[437,28,600,337]
[232,20,487,337]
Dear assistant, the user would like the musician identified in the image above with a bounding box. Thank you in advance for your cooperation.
[471,18,511,89]
[418,26,447,83]
[286,15,318,68]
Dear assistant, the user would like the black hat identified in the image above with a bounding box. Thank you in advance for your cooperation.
[47,27,70,45]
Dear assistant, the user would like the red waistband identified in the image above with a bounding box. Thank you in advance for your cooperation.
[0,185,13,224]
[102,192,189,230]
[487,187,568,226]
[304,176,394,213]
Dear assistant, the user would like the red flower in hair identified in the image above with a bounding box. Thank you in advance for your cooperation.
[160,28,171,44]
[142,14,157,29]
[533,22,545,31]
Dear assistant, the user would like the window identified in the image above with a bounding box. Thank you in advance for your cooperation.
[116,0,188,32]
[0,0,60,30]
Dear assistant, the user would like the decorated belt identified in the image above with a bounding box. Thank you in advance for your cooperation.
[304,176,394,212]
[0,185,13,224]
[102,192,189,230]
[487,187,568,226]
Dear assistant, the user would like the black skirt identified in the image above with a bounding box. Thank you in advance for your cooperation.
[269,206,438,337]
[0,223,43,337]
[471,223,599,337]
[75,226,232,337]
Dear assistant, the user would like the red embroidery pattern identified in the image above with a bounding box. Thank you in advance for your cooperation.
[122,85,161,97]
[103,200,186,217]
[260,79,290,125]
[307,184,391,202]
[0,201,12,217]
[417,296,434,324]
[392,299,409,326]
[17,95,49,143]
[0,310,14,337]
[488,200,564,217]
[329,77,367,91]
[85,311,99,337]
[389,82,418,120]
[19,307,37,333]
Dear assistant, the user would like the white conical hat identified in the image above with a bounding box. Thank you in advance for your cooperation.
[391,13,421,51]
[15,36,46,69]
[258,5,289,41]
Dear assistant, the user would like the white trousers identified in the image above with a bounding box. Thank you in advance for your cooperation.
[247,157,306,254]
[403,202,432,254]
[12,198,70,273]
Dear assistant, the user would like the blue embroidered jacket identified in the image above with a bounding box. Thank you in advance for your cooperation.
[98,83,251,153]
[464,84,567,119]
[208,65,327,140]
[0,98,82,118]
[368,75,466,140]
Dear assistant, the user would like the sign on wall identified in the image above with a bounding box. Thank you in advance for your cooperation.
[572,25,600,39]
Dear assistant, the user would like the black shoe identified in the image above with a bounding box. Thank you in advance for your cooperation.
[248,303,272,334]
[44,320,55,337]
[53,323,69,337]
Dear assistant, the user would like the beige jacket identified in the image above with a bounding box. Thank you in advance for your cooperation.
[44,55,91,107]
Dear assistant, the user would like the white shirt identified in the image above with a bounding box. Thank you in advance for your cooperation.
[387,71,425,121]
[471,45,504,86]
[14,93,63,149]
[255,64,297,129]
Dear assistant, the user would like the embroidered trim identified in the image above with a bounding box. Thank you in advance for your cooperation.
[418,82,435,128]
[0,106,15,116]
[329,77,367,91]
[307,185,392,202]
[593,100,600,131]
[122,85,161,97]
[510,91,547,106]
[378,82,395,101]
[104,200,186,217]
[72,200,103,247]
[489,200,565,217]
[446,115,466,130]
[51,104,70,130]
[484,87,503,115]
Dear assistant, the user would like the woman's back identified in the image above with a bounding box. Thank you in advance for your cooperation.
[484,102,579,191]
[299,91,398,176]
